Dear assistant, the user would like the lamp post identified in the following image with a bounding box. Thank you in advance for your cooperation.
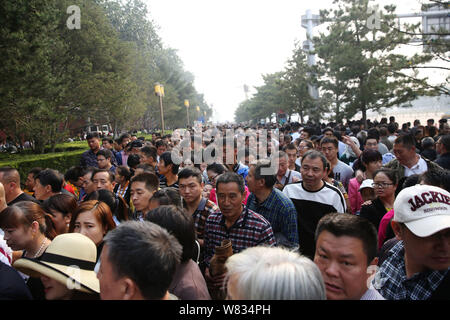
[184,99,190,127]
[155,83,165,136]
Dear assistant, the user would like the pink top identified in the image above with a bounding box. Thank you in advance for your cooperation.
[378,209,395,249]
[209,185,249,206]
[348,178,363,215]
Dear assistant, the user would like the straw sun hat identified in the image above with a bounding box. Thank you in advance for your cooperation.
[14,233,100,294]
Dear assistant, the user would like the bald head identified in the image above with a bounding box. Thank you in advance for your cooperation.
[0,167,23,203]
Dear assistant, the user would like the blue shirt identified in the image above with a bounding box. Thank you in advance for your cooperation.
[246,188,299,247]
[373,240,449,300]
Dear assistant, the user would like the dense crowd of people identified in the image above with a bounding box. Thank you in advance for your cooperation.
[0,115,449,300]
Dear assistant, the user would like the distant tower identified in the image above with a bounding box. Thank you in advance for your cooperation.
[301,9,322,100]
[243,84,249,100]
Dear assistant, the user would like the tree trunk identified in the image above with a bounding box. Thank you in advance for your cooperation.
[362,103,367,130]
[335,94,341,123]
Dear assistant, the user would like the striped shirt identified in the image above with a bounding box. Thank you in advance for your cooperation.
[283,181,346,258]
[373,241,449,300]
[203,206,276,267]
[186,197,219,241]
[246,188,299,247]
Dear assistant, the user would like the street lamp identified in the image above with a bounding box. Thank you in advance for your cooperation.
[184,99,190,127]
[155,83,165,136]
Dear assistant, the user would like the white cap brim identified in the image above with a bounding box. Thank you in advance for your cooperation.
[405,215,450,238]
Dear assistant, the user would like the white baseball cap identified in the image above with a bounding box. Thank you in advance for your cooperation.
[393,185,450,237]
[359,179,374,192]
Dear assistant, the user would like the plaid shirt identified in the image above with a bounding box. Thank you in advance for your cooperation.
[203,205,276,267]
[246,188,299,246]
[373,240,450,300]
[186,197,219,240]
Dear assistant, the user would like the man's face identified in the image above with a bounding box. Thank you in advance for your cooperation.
[97,155,110,169]
[393,143,416,166]
[102,141,112,150]
[92,172,114,192]
[130,181,154,212]
[300,156,326,191]
[98,245,125,300]
[140,153,155,166]
[321,143,338,162]
[364,138,378,151]
[277,157,288,177]
[156,145,166,156]
[285,148,297,167]
[122,138,131,148]
[33,179,51,200]
[300,131,310,140]
[323,131,334,138]
[25,173,36,191]
[216,182,244,223]
[81,173,96,194]
[394,224,450,273]
[179,176,203,205]
[314,231,376,300]
[88,138,100,152]
[246,166,260,194]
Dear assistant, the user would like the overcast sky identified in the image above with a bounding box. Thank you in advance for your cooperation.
[143,0,434,123]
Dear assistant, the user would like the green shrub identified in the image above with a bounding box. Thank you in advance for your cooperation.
[0,150,85,183]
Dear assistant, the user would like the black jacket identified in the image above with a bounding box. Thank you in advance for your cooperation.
[435,152,450,170]
[359,197,388,231]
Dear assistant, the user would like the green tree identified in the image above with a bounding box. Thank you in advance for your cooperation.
[313,0,439,127]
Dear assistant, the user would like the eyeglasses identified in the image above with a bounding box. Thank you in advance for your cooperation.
[208,174,219,182]
[372,182,394,188]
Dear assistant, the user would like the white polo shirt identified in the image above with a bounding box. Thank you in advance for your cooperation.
[403,156,428,177]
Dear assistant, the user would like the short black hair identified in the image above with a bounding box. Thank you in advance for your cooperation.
[320,136,339,149]
[301,150,327,170]
[64,166,85,183]
[155,140,167,148]
[86,132,100,140]
[127,154,141,169]
[178,167,203,185]
[150,187,182,207]
[92,169,115,183]
[146,205,195,263]
[315,213,378,264]
[96,149,113,160]
[140,146,157,161]
[136,164,155,174]
[250,159,277,188]
[438,134,450,151]
[216,172,245,195]
[206,163,226,175]
[35,169,63,192]
[28,167,43,179]
[116,166,132,181]
[103,221,182,300]
[360,149,382,166]
[374,168,398,186]
[130,172,159,192]
[394,133,416,149]
[159,152,179,174]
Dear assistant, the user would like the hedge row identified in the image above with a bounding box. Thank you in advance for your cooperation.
[0,149,85,184]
